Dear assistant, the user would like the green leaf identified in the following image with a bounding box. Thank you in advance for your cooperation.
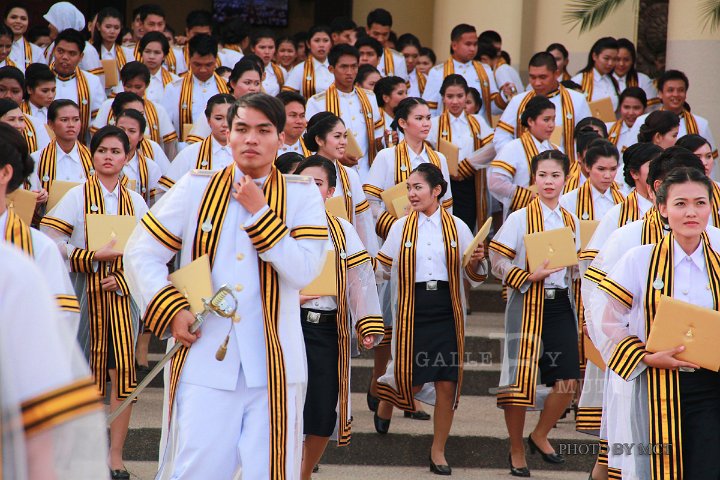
[562,0,631,33]
[699,0,720,31]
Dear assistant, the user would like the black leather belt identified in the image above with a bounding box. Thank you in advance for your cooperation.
[415,280,450,291]
[544,287,568,300]
[301,308,337,324]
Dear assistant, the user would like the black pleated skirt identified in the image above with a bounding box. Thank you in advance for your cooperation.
[412,282,459,386]
[538,291,581,386]
[302,316,339,437]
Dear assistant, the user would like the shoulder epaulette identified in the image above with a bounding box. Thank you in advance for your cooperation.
[284,174,313,184]
[190,169,215,176]
[311,91,326,101]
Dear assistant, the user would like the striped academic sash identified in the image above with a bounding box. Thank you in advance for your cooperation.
[37,141,94,192]
[324,84,383,164]
[178,72,229,141]
[443,59,494,124]
[383,48,395,76]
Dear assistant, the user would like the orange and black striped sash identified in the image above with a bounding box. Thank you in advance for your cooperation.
[444,59,493,124]
[37,141,93,192]
[608,119,623,146]
[121,151,151,202]
[383,48,395,76]
[178,72,230,140]
[271,62,285,86]
[51,66,92,138]
[22,115,38,153]
[393,140,442,185]
[325,84,383,163]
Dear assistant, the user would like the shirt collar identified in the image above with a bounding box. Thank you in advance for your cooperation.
[312,56,329,68]
[58,142,80,161]
[234,165,267,187]
[449,112,468,125]
[637,192,653,213]
[530,133,551,150]
[99,178,120,197]
[539,199,563,219]
[590,183,612,201]
[211,136,229,154]
[193,74,213,86]
[405,142,429,161]
[673,239,706,270]
[419,206,442,226]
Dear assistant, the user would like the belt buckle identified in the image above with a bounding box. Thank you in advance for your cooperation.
[545,289,555,300]
[426,280,438,291]
[679,367,696,373]
[307,311,321,323]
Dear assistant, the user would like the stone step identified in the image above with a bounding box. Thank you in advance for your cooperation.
[123,461,589,480]
[124,390,597,472]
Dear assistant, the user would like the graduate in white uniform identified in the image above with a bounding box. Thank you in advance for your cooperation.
[423,24,503,123]
[374,75,407,148]
[114,109,162,206]
[305,44,385,181]
[276,91,310,156]
[21,63,56,125]
[129,32,180,105]
[133,5,185,76]
[48,29,106,144]
[489,96,558,218]
[571,37,620,111]
[159,93,235,192]
[295,156,384,480]
[302,112,379,255]
[43,2,102,74]
[88,7,125,90]
[428,74,495,231]
[162,34,230,141]
[580,148,710,479]
[124,94,328,479]
[251,30,286,96]
[171,10,242,77]
[613,39,659,108]
[677,134,717,183]
[93,62,178,159]
[589,167,720,480]
[396,34,426,98]
[494,52,591,162]
[0,67,52,153]
[0,123,79,332]
[0,24,17,69]
[546,43,571,83]
[606,87,648,190]
[636,110,680,149]
[40,126,149,479]
[5,5,47,69]
[283,25,334,99]
[30,99,92,207]
[374,163,487,476]
[629,70,718,172]
[476,41,524,101]
[489,149,581,477]
[0,241,108,480]
[364,9,408,81]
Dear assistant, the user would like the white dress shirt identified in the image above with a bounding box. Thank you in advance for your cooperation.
[377,49,409,81]
[423,58,500,118]
[163,136,233,188]
[262,63,286,96]
[26,102,49,124]
[9,37,47,69]
[571,68,619,110]
[278,138,306,156]
[284,57,335,96]
[144,69,180,105]
[560,183,619,221]
[30,142,87,186]
[162,74,224,136]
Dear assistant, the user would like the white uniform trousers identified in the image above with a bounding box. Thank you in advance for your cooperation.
[158,367,305,480]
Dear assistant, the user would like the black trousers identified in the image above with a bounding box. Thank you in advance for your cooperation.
[450,177,476,231]
[680,368,720,479]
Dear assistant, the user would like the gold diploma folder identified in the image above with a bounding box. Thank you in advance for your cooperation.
[584,336,606,371]
[168,255,213,314]
[345,129,364,159]
[463,217,492,267]
[85,214,138,252]
[588,97,616,123]
[438,138,459,177]
[579,220,600,250]
[325,195,349,222]
[301,251,337,296]
[6,189,38,225]
[47,181,81,211]
[646,295,720,371]
[381,181,409,219]
[550,126,563,147]
[101,59,119,87]
[523,227,578,273]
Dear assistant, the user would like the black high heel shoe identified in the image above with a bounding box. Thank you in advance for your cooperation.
[404,410,431,420]
[367,389,379,412]
[429,454,452,476]
[373,411,391,434]
[527,434,564,464]
[508,453,530,477]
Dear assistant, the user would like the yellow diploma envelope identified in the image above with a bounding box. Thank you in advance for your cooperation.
[325,195,349,221]
[550,126,563,147]
[646,295,720,371]
[391,195,410,218]
[524,227,578,273]
[589,97,616,123]
[345,129,364,159]
[47,181,80,211]
[182,123,194,142]
[168,255,213,314]
[584,336,606,371]
[101,59,118,87]
[463,217,492,267]
[301,251,337,296]
[6,189,38,225]
[438,138,459,177]
[380,181,408,219]
[85,214,137,252]
[579,220,600,250]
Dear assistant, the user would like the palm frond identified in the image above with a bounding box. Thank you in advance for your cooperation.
[699,0,720,31]
[562,0,630,33]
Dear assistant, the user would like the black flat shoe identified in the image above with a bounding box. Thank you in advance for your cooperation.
[404,410,431,420]
[313,464,319,473]
[367,389,379,412]
[110,468,130,480]
[508,453,530,477]
[429,455,452,476]
[527,434,564,464]
[373,411,391,434]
